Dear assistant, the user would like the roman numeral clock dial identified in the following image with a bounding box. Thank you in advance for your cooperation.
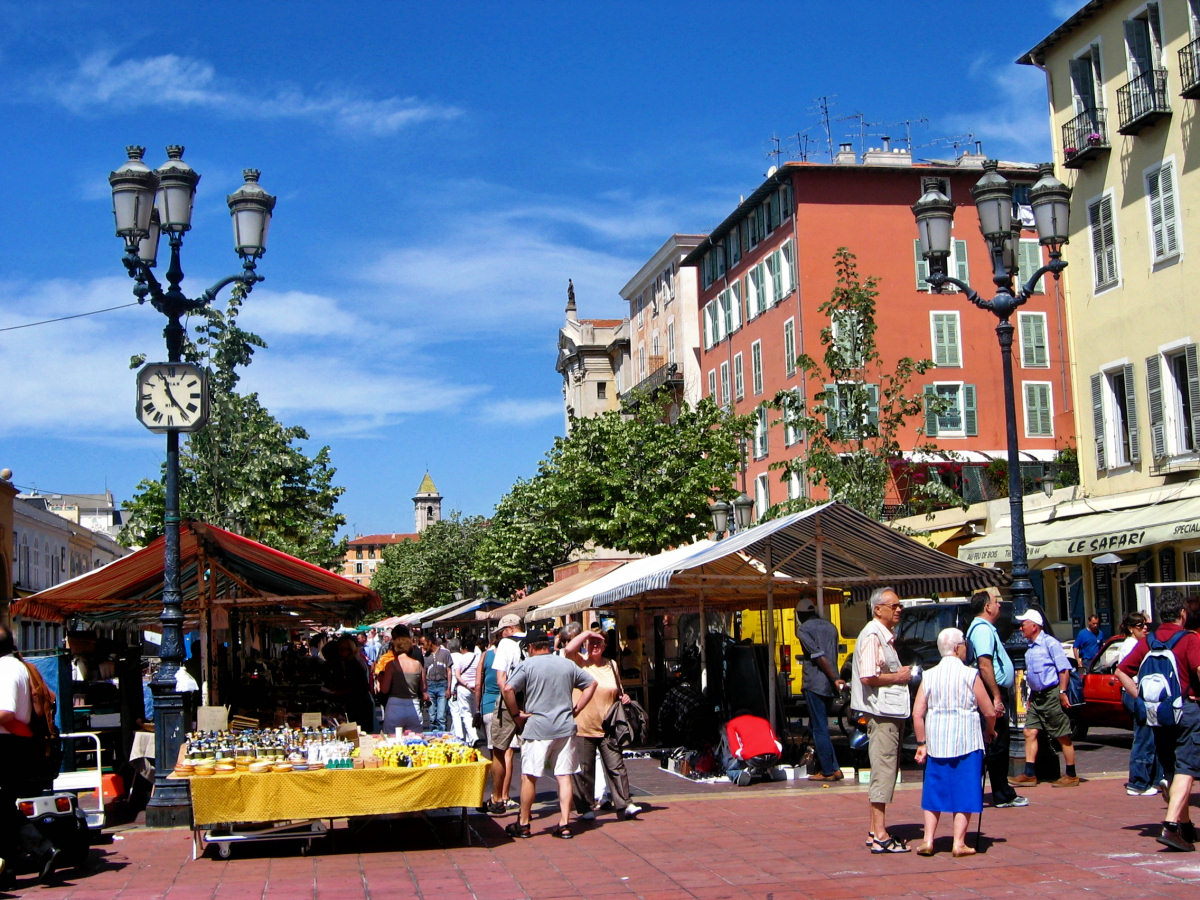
[136,363,209,433]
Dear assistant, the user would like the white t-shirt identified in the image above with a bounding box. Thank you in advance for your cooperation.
[492,635,525,682]
[452,648,481,689]
[0,655,32,735]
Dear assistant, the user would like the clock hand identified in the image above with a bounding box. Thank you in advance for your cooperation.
[158,373,185,410]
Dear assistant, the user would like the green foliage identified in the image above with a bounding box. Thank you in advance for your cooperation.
[120,287,348,569]
[371,512,487,616]
[474,397,754,596]
[771,248,961,521]
[1052,443,1079,487]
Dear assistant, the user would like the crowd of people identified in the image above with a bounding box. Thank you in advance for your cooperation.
[849,585,1200,856]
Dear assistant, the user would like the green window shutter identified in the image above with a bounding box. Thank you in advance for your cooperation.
[1091,373,1107,470]
[731,282,742,331]
[924,385,939,436]
[914,240,930,291]
[824,383,840,437]
[1020,313,1048,367]
[1146,354,1165,459]
[963,384,977,436]
[1024,383,1051,437]
[1019,240,1045,293]
[1123,362,1140,464]
[867,384,880,434]
[932,313,959,367]
[954,239,969,285]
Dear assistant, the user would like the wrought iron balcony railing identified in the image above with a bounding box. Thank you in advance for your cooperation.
[1180,38,1200,99]
[1117,68,1171,134]
[1061,108,1111,169]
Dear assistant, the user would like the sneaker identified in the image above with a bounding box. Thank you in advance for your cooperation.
[1010,774,1038,785]
[1050,775,1080,787]
[995,795,1030,808]
[736,770,752,787]
[1156,824,1195,852]
[1159,779,1171,798]
[503,798,520,811]
[579,810,596,821]
[38,848,61,884]
[620,803,643,820]
[1127,786,1159,796]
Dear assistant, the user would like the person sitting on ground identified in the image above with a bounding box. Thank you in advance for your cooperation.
[724,710,782,786]
[912,627,996,858]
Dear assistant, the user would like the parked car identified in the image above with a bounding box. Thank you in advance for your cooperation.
[1068,634,1133,740]
[892,598,1023,671]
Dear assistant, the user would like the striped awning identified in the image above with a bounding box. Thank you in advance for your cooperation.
[586,501,1006,610]
[12,520,380,627]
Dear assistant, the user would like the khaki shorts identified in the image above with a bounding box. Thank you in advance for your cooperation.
[490,701,521,751]
[866,715,903,804]
[1025,686,1072,739]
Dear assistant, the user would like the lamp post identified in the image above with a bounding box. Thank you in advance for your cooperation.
[108,145,275,826]
[709,492,754,537]
[912,160,1071,613]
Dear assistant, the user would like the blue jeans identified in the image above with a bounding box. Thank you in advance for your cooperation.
[426,680,448,731]
[1124,692,1163,790]
[804,689,839,776]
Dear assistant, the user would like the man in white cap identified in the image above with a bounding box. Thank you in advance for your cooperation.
[1011,609,1078,787]
[796,596,845,781]
[485,614,525,815]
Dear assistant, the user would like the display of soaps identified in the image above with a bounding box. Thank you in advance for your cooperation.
[373,733,481,768]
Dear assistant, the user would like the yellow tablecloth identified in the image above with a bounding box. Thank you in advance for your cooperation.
[187,761,490,826]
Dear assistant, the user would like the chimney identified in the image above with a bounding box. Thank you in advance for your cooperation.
[834,143,857,165]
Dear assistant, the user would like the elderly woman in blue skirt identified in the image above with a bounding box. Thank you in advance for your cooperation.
[912,627,997,857]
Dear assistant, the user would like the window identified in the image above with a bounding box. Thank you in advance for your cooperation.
[831,308,866,368]
[708,369,717,399]
[667,319,676,365]
[597,381,607,400]
[639,347,646,378]
[734,352,745,401]
[751,341,763,395]
[754,405,770,459]
[1018,312,1049,368]
[1018,239,1046,293]
[1146,344,1200,459]
[826,382,880,439]
[719,362,731,407]
[783,319,797,378]
[746,264,768,319]
[755,472,771,519]
[924,383,977,437]
[1125,5,1164,81]
[1091,364,1140,469]
[355,562,364,574]
[726,232,740,269]
[778,182,793,222]
[1088,193,1119,290]
[766,239,796,304]
[787,470,803,501]
[1146,160,1180,263]
[719,285,742,336]
[783,388,803,446]
[1024,382,1054,437]
[703,299,721,349]
[652,334,660,359]
[1070,45,1103,118]
[915,239,969,291]
[356,547,363,558]
[930,312,962,368]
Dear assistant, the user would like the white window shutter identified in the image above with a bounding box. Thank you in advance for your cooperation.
[954,239,970,285]
[1146,354,1166,459]
[1091,373,1107,470]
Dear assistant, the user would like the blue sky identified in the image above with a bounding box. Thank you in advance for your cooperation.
[0,0,1078,539]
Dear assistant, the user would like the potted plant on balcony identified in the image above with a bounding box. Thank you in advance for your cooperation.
[1064,146,1078,159]
[1086,132,1102,146]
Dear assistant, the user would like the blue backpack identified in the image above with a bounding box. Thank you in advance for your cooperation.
[1137,630,1186,727]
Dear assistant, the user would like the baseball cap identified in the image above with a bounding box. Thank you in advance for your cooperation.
[497,614,522,630]
[795,598,816,615]
[522,629,550,646]
[1014,609,1044,627]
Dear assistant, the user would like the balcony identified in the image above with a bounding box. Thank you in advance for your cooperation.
[1117,68,1171,134]
[1180,38,1200,99]
[620,359,683,403]
[1061,108,1111,169]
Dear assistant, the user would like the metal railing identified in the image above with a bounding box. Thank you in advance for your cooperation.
[1180,38,1200,98]
[1117,68,1171,133]
[1061,108,1110,168]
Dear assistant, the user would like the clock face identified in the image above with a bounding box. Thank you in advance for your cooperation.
[136,363,209,432]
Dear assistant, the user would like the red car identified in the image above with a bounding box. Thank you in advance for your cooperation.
[1069,635,1134,739]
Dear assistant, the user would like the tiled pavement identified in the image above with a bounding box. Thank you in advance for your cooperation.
[10,749,1200,899]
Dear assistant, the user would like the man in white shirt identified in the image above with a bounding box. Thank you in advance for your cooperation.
[486,615,525,815]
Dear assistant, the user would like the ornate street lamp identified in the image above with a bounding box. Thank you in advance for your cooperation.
[912,160,1070,612]
[708,492,754,537]
[108,146,275,826]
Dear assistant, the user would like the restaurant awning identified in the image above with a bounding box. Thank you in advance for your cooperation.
[13,520,381,627]
[957,495,1200,564]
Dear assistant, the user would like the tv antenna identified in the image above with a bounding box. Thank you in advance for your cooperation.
[810,95,836,162]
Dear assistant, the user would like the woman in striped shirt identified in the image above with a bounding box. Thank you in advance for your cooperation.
[912,627,997,857]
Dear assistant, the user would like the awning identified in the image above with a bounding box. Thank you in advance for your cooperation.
[485,559,634,622]
[957,495,1200,564]
[13,520,381,627]
[427,597,504,625]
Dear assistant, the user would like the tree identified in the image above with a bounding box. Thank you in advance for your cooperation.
[120,287,348,569]
[371,512,486,615]
[474,396,753,596]
[772,248,960,520]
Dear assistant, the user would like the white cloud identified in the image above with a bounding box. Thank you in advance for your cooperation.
[476,399,563,425]
[941,57,1053,163]
[35,50,462,137]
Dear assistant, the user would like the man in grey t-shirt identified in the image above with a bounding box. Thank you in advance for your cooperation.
[502,631,595,839]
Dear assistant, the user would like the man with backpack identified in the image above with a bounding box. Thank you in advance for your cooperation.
[965,588,1027,808]
[1117,590,1200,852]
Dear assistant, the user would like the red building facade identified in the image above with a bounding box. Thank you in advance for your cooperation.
[684,151,1074,518]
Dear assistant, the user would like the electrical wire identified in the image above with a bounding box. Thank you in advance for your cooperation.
[0,302,141,333]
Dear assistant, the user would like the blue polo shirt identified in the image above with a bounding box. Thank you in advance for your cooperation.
[1074,627,1105,665]
[1024,631,1071,692]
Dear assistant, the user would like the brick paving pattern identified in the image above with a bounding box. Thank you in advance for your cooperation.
[9,737,1200,899]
